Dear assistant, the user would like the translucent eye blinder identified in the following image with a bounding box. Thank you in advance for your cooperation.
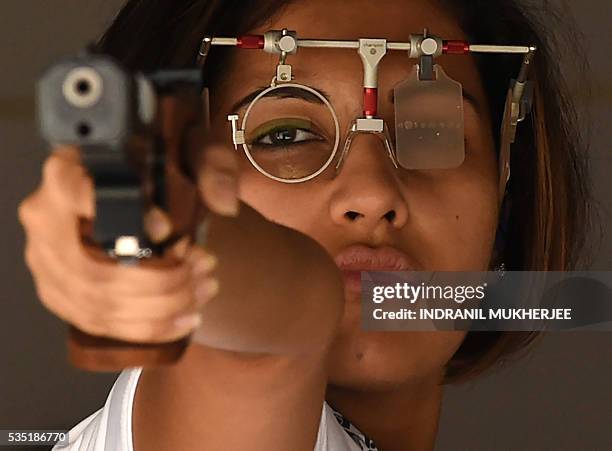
[197,29,536,198]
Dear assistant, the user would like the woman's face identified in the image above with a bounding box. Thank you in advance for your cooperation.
[208,0,499,390]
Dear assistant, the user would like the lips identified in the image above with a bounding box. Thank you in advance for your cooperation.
[334,244,416,295]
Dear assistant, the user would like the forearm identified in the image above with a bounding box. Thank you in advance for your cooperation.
[191,202,345,355]
[134,207,338,451]
[135,340,331,451]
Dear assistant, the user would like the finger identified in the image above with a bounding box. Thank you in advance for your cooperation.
[37,281,202,343]
[41,146,95,219]
[33,280,98,330]
[198,145,240,217]
[31,230,222,314]
[144,207,173,244]
[165,235,192,261]
[29,243,199,325]
[92,314,203,344]
[87,246,219,319]
[185,242,219,274]
[185,242,216,267]
[18,189,82,249]
[28,233,191,300]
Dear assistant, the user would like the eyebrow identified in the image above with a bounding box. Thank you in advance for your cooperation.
[387,89,482,115]
[229,84,482,115]
[230,86,330,112]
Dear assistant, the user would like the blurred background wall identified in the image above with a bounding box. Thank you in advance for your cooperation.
[0,1,610,450]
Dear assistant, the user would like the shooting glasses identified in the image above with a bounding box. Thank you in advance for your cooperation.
[198,29,536,203]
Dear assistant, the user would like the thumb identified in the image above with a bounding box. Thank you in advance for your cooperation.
[197,145,240,217]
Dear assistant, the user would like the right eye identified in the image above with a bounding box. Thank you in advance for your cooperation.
[256,127,323,146]
[249,118,325,150]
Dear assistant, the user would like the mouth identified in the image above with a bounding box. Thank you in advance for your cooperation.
[334,244,416,295]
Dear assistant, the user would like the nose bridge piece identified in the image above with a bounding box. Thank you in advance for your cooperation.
[335,117,398,173]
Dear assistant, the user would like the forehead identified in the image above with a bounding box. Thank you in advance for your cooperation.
[258,0,464,40]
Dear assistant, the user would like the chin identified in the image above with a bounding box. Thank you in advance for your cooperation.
[327,317,467,391]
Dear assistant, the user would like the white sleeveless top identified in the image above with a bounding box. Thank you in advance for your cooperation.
[53,368,379,451]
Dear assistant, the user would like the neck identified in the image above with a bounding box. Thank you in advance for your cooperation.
[325,377,444,451]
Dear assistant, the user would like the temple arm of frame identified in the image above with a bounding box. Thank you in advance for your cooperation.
[513,48,537,120]
[468,45,534,54]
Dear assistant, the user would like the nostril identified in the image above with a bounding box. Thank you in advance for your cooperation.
[384,210,397,223]
[345,211,361,221]
[344,210,397,222]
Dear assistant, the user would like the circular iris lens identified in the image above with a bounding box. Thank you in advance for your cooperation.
[241,84,340,183]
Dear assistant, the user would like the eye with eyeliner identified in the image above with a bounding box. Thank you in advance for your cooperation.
[249,118,327,149]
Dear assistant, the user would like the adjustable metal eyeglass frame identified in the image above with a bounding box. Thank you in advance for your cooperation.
[198,29,536,201]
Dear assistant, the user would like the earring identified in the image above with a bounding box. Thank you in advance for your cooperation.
[494,262,506,277]
[491,193,511,276]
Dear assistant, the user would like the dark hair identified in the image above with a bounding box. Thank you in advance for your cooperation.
[95,0,592,382]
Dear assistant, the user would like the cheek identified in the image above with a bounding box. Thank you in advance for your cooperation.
[399,151,499,271]
[236,164,330,235]
[206,116,300,222]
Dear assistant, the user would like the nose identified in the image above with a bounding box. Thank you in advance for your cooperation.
[329,133,409,232]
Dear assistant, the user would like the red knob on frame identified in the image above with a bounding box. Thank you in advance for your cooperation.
[237,35,265,49]
[443,40,470,54]
[364,88,378,117]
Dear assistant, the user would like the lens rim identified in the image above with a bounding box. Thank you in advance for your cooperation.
[240,83,341,183]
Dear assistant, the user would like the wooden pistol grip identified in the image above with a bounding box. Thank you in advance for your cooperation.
[67,326,189,372]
